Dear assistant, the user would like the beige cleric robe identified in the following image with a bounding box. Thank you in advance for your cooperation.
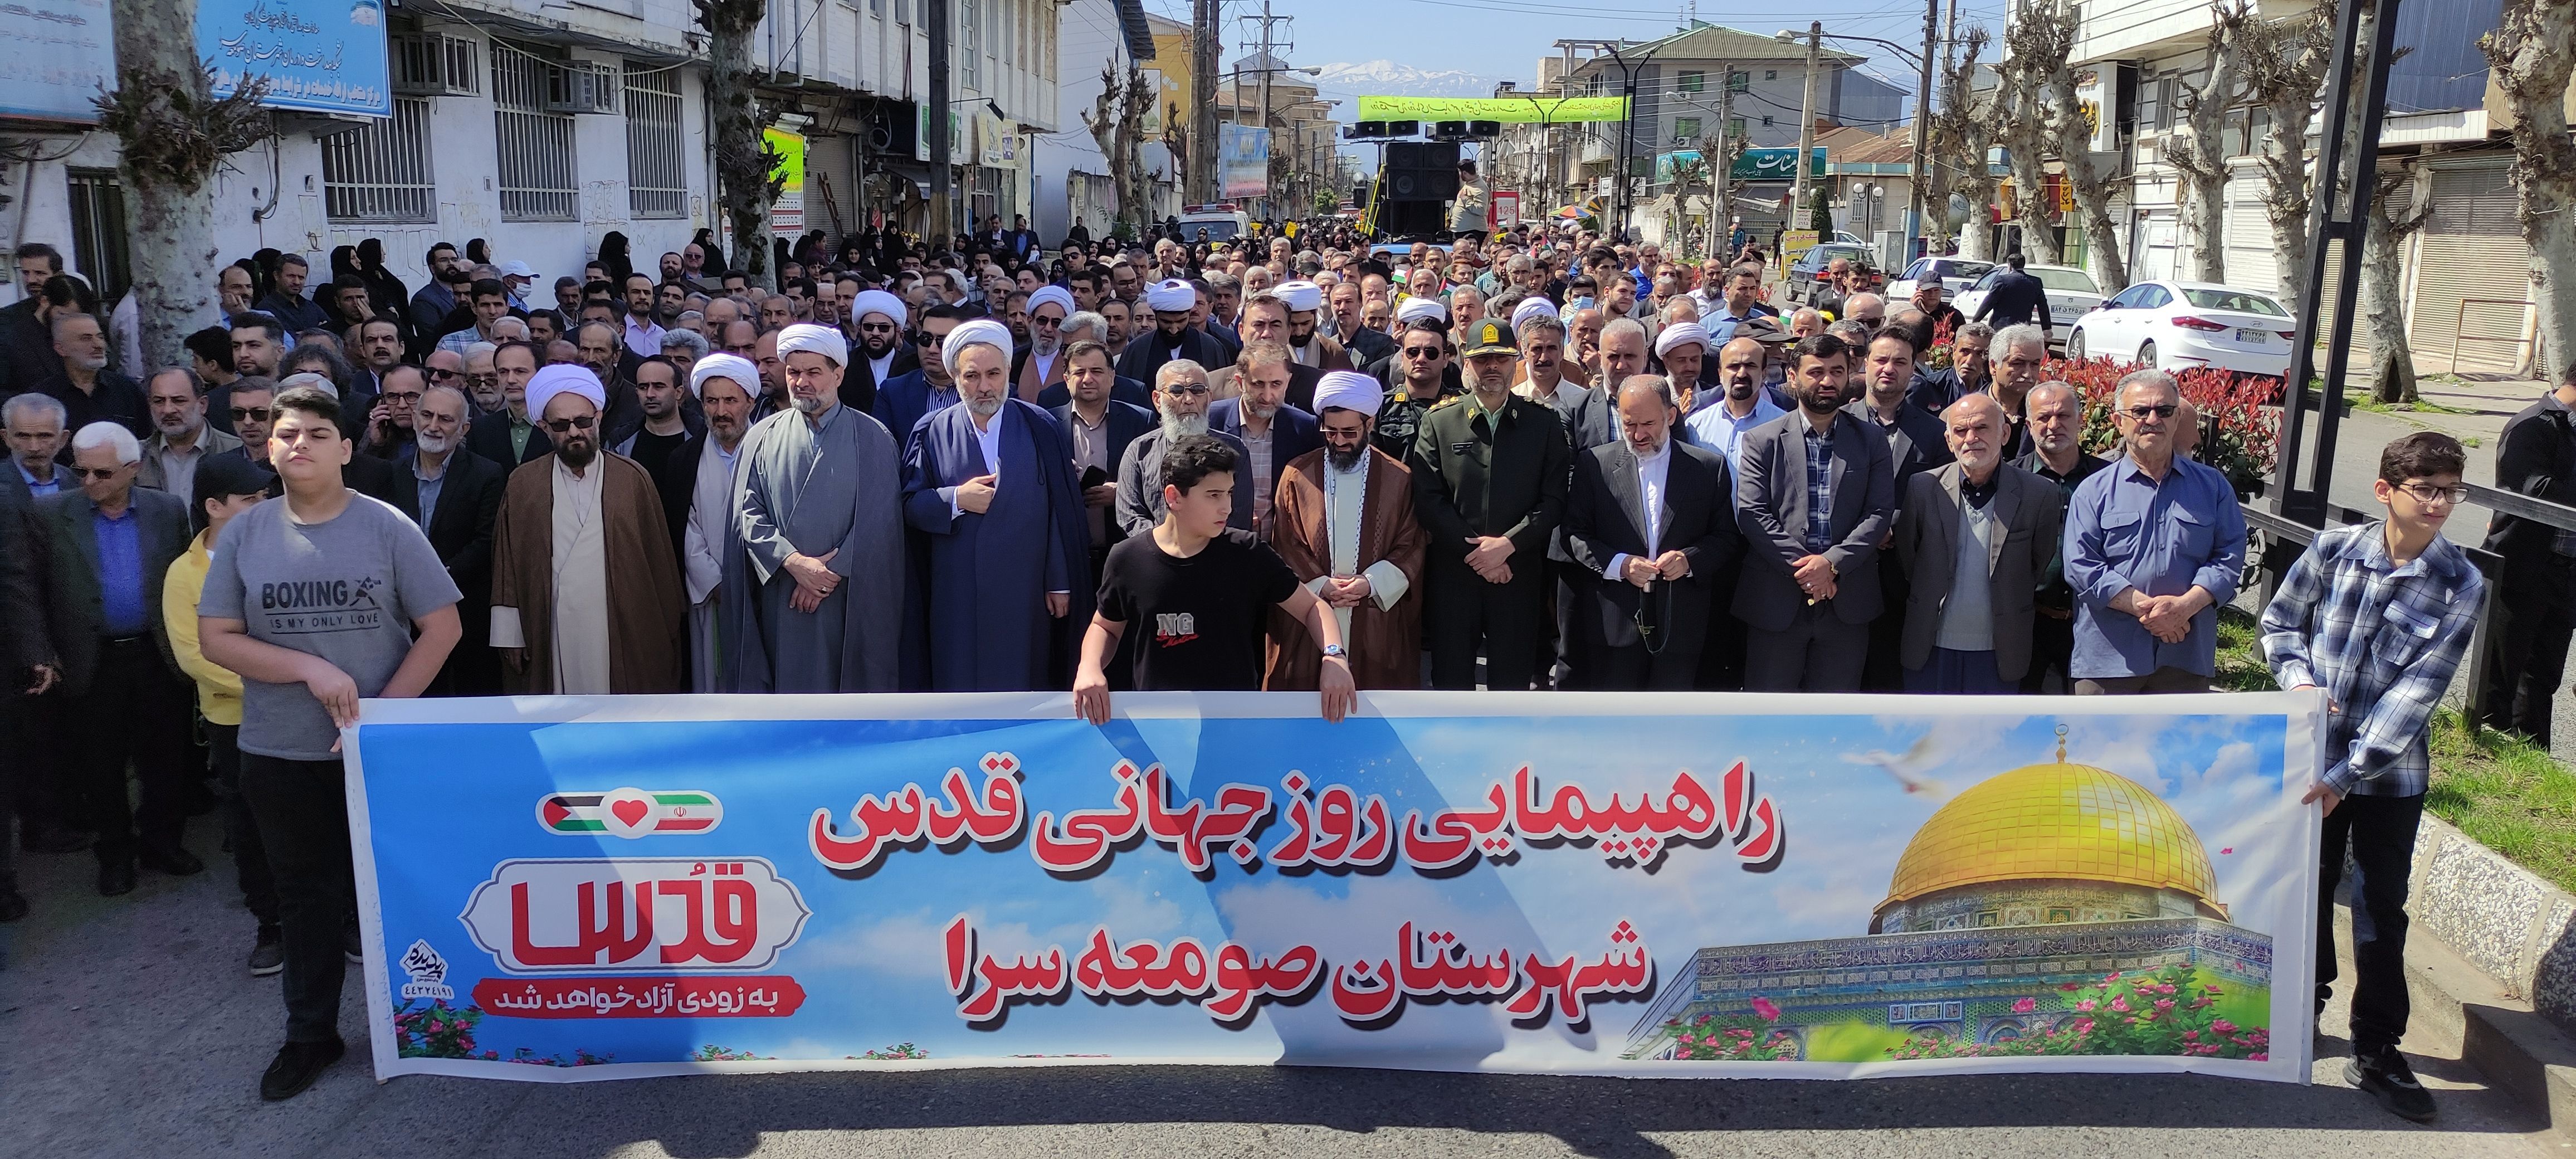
[1264,444,1427,690]
[488,451,688,694]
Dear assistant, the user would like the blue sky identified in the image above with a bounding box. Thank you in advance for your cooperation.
[355,700,2313,1073]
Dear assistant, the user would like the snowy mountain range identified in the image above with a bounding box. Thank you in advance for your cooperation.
[1310,60,1512,111]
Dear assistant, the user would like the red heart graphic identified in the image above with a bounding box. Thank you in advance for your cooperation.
[611,798,651,827]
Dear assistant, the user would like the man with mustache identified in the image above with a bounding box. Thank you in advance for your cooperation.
[840,289,915,414]
[1733,333,1895,691]
[720,327,905,693]
[401,380,506,695]
[485,363,686,694]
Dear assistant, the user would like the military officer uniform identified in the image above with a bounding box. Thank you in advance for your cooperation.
[1409,338,1573,691]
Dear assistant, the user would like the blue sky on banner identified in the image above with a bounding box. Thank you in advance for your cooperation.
[359,707,2294,1067]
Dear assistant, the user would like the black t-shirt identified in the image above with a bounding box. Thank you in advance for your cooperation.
[626,427,688,480]
[1097,529,1301,691]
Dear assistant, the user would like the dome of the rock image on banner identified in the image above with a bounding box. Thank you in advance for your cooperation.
[1625,727,2273,1063]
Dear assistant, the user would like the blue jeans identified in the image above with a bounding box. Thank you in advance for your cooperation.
[2318,792,2423,1054]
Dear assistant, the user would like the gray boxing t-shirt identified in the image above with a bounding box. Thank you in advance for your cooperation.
[198,491,462,761]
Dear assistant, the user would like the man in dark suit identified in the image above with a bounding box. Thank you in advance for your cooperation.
[1892,393,2065,692]
[1970,251,2054,342]
[1047,339,1155,585]
[403,383,505,695]
[1563,374,1740,689]
[1211,294,1326,411]
[35,421,197,895]
[1207,342,1323,534]
[875,308,964,446]
[2481,365,2576,742]
[465,340,554,468]
[0,451,53,920]
[1848,327,1954,690]
[842,289,918,414]
[1735,333,1896,691]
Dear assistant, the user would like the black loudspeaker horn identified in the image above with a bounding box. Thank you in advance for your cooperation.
[1468,120,1500,138]
[1433,120,1467,138]
[1386,120,1420,137]
[1346,120,1387,140]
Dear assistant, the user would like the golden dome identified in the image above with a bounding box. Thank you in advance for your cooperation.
[1875,743,2219,919]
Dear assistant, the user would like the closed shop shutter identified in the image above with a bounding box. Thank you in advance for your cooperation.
[2408,163,2529,373]
[2225,172,2279,296]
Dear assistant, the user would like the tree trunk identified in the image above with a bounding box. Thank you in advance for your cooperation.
[2001,85,2058,265]
[2363,172,2424,404]
[2485,0,2576,375]
[2022,3,2126,293]
[109,0,223,372]
[2241,2,2333,318]
[2169,3,2248,284]
[700,0,773,291]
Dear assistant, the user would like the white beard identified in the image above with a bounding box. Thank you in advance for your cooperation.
[1159,412,1208,440]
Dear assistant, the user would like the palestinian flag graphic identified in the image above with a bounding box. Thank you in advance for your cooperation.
[537,787,723,839]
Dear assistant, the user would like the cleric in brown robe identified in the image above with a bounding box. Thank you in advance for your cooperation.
[487,363,688,694]
[1266,371,1427,690]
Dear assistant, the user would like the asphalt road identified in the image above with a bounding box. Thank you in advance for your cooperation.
[0,812,2558,1159]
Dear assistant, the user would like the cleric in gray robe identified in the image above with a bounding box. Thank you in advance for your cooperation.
[679,353,757,690]
[720,323,906,691]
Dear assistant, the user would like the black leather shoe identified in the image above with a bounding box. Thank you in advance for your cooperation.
[21,828,92,855]
[0,888,27,922]
[97,862,136,897]
[260,1038,345,1101]
[138,845,205,876]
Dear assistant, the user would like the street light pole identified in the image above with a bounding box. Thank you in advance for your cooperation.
[1793,21,1821,236]
[1903,0,1938,262]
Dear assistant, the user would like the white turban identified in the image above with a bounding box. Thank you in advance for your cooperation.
[1275,280,1324,314]
[689,353,758,400]
[1312,370,1383,418]
[1026,285,1076,319]
[850,289,906,328]
[1510,296,1558,331]
[1655,320,1711,359]
[525,363,605,421]
[940,318,1014,371]
[1144,278,1197,312]
[1396,296,1448,325]
[777,323,848,366]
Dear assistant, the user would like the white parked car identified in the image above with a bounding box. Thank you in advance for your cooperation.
[1953,265,2105,347]
[2063,281,2295,377]
[1886,257,1996,301]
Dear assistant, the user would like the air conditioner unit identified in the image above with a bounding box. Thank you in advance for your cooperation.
[392,32,480,97]
[545,61,619,114]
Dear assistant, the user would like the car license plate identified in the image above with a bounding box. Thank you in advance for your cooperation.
[2052,306,2077,320]
[2236,328,2268,343]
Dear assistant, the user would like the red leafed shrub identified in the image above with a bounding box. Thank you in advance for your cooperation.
[2048,354,2281,494]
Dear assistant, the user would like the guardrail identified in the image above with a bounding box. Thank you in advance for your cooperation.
[2448,296,2534,375]
[2242,479,2576,729]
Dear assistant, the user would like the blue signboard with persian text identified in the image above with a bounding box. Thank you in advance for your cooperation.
[201,0,391,117]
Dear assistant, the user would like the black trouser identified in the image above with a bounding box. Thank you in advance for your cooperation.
[2478,552,2575,744]
[1427,557,1544,691]
[7,686,74,845]
[1552,561,1589,690]
[1862,554,1909,692]
[209,724,279,932]
[240,753,354,1044]
[1745,605,1870,691]
[2021,606,2076,693]
[71,639,192,867]
[1696,572,1747,691]
[2318,792,2423,1054]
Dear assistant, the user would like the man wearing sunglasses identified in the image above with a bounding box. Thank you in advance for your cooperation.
[871,304,965,449]
[486,363,686,696]
[1013,285,1075,403]
[2061,368,2246,694]
[839,289,914,415]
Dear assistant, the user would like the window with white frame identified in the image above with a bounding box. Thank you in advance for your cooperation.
[959,0,980,90]
[322,96,437,222]
[626,64,685,218]
[493,42,578,221]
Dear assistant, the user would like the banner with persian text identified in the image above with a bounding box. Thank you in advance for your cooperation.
[347,692,2323,1083]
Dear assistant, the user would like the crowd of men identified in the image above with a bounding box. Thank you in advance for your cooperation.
[0,222,2499,1118]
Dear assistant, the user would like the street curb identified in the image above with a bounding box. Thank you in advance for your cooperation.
[2404,812,2576,1137]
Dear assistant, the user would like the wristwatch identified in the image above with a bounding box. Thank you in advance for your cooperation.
[1321,644,1348,660]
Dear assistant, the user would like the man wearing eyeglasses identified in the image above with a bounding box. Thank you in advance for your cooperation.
[2061,369,2246,694]
[486,363,686,695]
[1116,359,1252,537]
[33,421,196,898]
[2260,432,2481,1124]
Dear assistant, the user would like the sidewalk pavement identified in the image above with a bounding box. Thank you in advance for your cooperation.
[0,810,2560,1159]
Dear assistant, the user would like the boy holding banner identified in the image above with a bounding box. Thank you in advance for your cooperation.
[2260,431,2485,1123]
[1075,434,1355,723]
[198,383,463,1102]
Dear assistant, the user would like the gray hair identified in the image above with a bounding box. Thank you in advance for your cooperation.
[464,340,499,363]
[1955,320,1996,345]
[1994,323,2048,358]
[1617,373,1680,410]
[1201,269,1238,292]
[1154,359,1209,390]
[419,383,472,412]
[1060,310,1107,343]
[2117,367,2182,403]
[1599,317,1649,348]
[1448,283,1485,306]
[70,420,141,464]
[1517,314,1568,345]
[660,327,710,358]
[3,391,67,428]
[1826,319,1874,348]
[147,366,206,397]
[280,372,335,395]
[2025,379,2081,417]
[1941,391,2008,426]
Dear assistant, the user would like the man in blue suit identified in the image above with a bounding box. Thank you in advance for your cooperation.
[874,305,968,445]
[1206,340,1322,535]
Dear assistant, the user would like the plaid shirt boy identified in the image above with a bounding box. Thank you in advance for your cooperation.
[2260,522,2485,797]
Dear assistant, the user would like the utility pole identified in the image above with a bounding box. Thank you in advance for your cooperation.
[1190,0,1218,203]
[928,0,952,242]
[1903,0,1938,261]
[1240,1,1292,216]
[1792,21,1821,236]
[1707,64,1732,260]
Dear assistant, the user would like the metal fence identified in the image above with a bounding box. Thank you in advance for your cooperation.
[321,97,437,223]
[493,43,578,222]
[625,65,686,220]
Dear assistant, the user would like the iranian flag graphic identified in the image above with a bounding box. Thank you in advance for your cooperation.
[536,787,724,839]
